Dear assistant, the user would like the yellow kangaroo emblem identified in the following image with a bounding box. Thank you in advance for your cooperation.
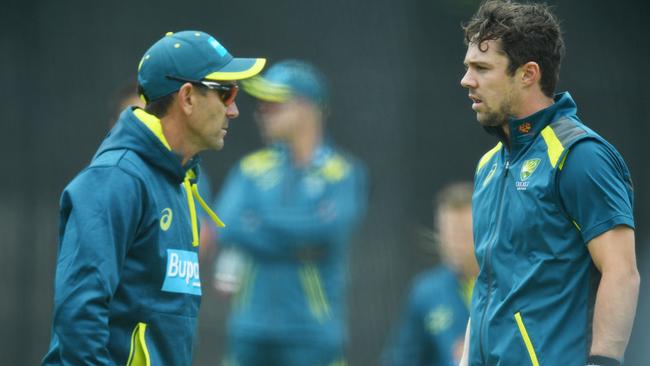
[160,208,173,231]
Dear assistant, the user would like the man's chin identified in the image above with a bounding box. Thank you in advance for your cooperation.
[477,113,506,128]
[210,138,225,151]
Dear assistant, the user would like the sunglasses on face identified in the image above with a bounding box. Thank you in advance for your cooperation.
[166,75,239,106]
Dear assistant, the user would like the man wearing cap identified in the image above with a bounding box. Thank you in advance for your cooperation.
[42,31,265,366]
[212,60,367,366]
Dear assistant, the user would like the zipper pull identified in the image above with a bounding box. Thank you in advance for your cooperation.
[504,161,510,175]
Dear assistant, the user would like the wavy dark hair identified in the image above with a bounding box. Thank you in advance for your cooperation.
[463,0,565,97]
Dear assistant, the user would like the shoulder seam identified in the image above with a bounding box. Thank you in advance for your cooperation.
[542,117,589,169]
[477,142,503,173]
[87,150,148,185]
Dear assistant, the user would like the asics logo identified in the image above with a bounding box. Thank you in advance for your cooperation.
[160,208,172,231]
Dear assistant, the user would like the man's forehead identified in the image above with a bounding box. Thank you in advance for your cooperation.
[464,39,506,63]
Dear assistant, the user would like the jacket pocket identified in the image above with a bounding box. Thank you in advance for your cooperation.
[127,322,151,366]
[514,312,540,366]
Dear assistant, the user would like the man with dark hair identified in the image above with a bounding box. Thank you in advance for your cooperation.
[42,31,265,365]
[212,60,367,366]
[459,1,639,366]
[382,182,477,366]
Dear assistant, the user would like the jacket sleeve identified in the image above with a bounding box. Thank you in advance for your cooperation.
[47,166,143,365]
[259,163,368,248]
[558,139,635,243]
[214,166,289,258]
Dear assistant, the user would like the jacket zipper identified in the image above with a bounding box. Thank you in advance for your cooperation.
[479,159,509,364]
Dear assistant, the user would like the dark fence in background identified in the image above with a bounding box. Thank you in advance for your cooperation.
[1,0,648,364]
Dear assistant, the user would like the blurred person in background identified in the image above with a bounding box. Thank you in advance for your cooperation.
[382,182,477,366]
[212,60,367,366]
[459,1,639,366]
[42,31,265,366]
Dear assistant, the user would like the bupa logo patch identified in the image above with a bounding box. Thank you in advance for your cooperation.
[161,249,201,296]
[516,158,541,191]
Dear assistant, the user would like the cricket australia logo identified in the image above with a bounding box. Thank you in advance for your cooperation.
[426,305,454,335]
[516,158,541,190]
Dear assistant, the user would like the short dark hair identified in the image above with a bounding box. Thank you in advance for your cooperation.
[139,83,207,118]
[463,0,565,97]
[143,91,176,118]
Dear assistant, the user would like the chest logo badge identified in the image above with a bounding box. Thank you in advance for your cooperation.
[160,208,173,231]
[520,158,541,181]
[426,305,454,335]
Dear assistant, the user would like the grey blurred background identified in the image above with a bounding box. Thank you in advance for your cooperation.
[1,0,648,364]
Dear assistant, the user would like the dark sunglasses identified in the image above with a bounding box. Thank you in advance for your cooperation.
[166,75,239,106]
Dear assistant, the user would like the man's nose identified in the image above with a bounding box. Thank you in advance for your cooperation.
[460,70,476,89]
[226,102,239,119]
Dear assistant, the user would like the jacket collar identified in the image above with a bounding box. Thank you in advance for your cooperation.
[96,107,200,183]
[484,92,577,155]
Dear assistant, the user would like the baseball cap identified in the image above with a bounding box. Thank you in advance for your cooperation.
[137,30,266,102]
[241,59,328,106]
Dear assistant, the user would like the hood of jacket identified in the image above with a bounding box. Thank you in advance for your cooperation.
[94,107,200,184]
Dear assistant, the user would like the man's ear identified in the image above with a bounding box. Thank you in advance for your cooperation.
[520,61,541,88]
[176,83,195,115]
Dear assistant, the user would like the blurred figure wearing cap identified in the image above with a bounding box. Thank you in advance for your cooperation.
[382,182,477,366]
[42,31,264,366]
[212,60,367,366]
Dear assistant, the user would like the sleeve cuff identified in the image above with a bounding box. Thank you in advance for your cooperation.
[582,214,635,244]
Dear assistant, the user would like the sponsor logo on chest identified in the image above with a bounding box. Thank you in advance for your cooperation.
[426,305,454,335]
[161,249,201,296]
[160,208,173,231]
[516,158,541,191]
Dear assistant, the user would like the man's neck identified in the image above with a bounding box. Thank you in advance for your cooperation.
[160,115,194,165]
[288,123,322,167]
[500,94,555,144]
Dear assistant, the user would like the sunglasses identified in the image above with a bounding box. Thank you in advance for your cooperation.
[166,75,239,106]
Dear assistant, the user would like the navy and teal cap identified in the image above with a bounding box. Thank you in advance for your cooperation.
[137,30,266,102]
[241,59,328,106]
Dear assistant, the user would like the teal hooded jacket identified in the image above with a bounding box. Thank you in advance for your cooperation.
[42,107,221,366]
[469,93,634,366]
